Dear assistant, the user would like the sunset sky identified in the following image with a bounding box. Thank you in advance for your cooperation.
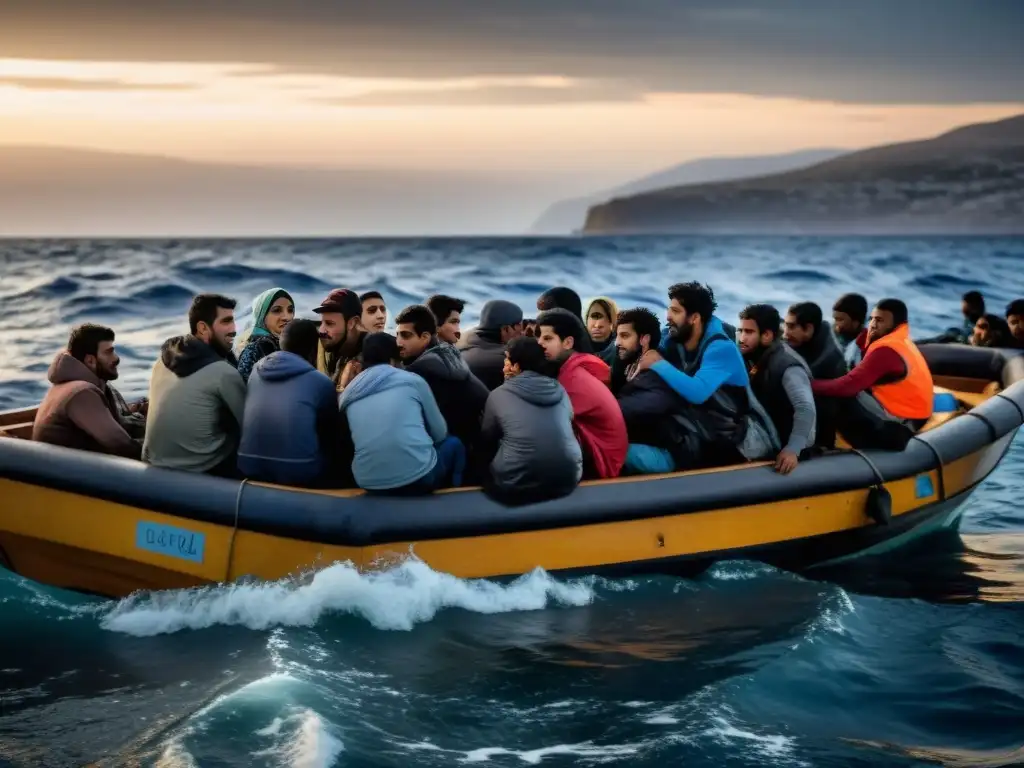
[1,1,1022,233]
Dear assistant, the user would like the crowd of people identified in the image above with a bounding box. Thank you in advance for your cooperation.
[30,281,1024,501]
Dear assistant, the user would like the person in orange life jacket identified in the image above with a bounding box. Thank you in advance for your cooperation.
[811,298,934,431]
[535,308,628,479]
[832,293,869,368]
[633,282,778,467]
[784,301,847,449]
[396,303,489,449]
[738,304,816,475]
[33,323,142,459]
[313,288,365,391]
[426,294,466,345]
[1007,299,1024,347]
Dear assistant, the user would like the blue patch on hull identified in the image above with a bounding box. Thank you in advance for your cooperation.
[135,521,206,563]
[915,474,935,499]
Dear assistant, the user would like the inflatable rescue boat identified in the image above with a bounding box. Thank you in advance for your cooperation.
[1,344,1022,599]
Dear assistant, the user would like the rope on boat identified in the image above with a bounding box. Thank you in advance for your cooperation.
[225,479,247,583]
[910,436,946,502]
[848,448,885,487]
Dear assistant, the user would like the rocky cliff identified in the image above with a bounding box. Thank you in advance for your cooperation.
[583,114,1024,235]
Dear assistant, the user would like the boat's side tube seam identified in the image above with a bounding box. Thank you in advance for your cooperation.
[226,479,247,583]
[962,411,998,442]
[910,436,945,501]
[995,392,1024,425]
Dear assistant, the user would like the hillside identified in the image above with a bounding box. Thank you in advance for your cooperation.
[529,148,847,234]
[582,114,1024,235]
[0,147,559,237]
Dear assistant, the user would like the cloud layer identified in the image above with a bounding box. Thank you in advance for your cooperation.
[2,0,1022,103]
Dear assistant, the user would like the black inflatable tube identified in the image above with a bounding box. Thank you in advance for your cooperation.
[1,352,1023,547]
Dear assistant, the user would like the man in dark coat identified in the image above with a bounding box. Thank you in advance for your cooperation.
[456,299,524,391]
[396,304,489,448]
[784,301,848,449]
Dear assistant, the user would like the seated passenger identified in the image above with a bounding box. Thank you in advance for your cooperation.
[144,294,246,476]
[535,308,627,479]
[634,282,779,467]
[313,288,365,391]
[478,336,582,501]
[457,299,524,391]
[426,294,466,344]
[238,319,352,488]
[1007,300,1024,347]
[235,287,294,383]
[585,296,620,366]
[811,298,934,442]
[614,307,693,474]
[960,290,986,342]
[971,313,1012,348]
[537,286,583,318]
[523,318,538,338]
[784,301,847,449]
[832,293,869,368]
[360,291,388,333]
[396,304,489,447]
[33,323,142,459]
[340,332,466,494]
[738,305,817,475]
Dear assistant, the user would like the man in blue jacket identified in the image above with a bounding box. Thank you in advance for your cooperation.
[238,319,352,487]
[340,332,465,494]
[634,281,778,467]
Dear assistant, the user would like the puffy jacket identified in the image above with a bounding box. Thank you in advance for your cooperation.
[557,353,628,478]
[456,328,507,391]
[617,369,686,449]
[480,371,582,496]
[339,364,447,490]
[32,351,141,459]
[405,341,489,445]
[794,323,848,380]
[143,336,246,473]
[238,351,350,487]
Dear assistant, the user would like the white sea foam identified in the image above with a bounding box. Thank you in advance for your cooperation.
[100,559,596,637]
[461,741,643,764]
[253,709,344,768]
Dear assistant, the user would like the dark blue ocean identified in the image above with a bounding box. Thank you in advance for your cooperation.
[1,237,1023,768]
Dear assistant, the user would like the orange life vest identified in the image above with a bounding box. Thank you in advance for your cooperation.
[866,323,934,420]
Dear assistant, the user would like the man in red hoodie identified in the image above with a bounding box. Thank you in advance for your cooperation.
[535,308,627,479]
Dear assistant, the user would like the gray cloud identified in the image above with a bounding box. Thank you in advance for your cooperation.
[2,0,1022,103]
[0,76,197,92]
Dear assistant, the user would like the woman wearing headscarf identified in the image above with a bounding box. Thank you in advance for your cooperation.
[235,288,295,383]
[585,296,619,366]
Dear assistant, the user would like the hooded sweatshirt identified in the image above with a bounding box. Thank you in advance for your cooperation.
[143,335,247,473]
[238,350,349,486]
[556,353,628,478]
[32,351,141,459]
[339,364,448,490]
[456,327,507,391]
[404,340,489,446]
[480,371,582,496]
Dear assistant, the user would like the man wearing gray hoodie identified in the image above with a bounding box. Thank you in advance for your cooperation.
[339,332,465,493]
[143,294,246,476]
[479,336,582,502]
